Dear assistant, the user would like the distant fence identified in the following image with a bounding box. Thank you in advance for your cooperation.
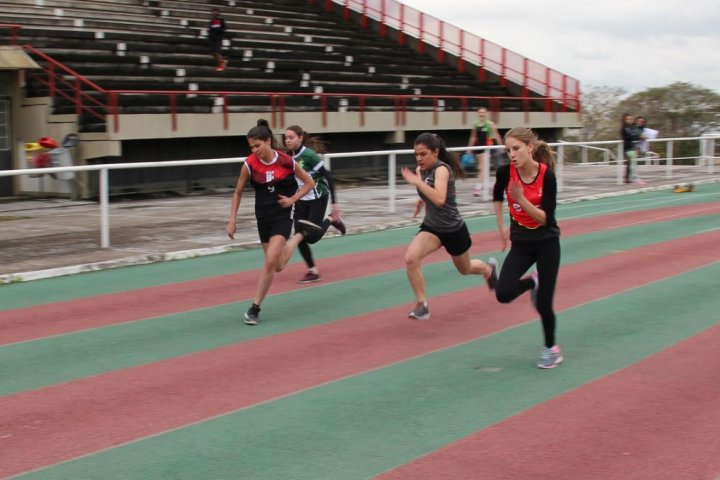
[1,136,717,248]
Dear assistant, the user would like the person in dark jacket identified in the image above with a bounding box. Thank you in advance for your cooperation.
[621,113,643,184]
[208,8,228,71]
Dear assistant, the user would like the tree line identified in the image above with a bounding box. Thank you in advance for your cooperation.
[577,82,719,162]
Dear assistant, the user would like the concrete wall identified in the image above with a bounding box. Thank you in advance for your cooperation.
[11,90,581,198]
[103,110,581,141]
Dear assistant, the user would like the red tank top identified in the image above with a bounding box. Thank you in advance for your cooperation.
[244,150,298,220]
[244,150,295,186]
[507,162,547,229]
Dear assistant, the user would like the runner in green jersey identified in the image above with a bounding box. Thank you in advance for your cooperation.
[284,125,347,284]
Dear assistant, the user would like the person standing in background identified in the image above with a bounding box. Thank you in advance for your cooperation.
[467,107,502,197]
[621,113,643,184]
[635,116,650,157]
[208,8,228,71]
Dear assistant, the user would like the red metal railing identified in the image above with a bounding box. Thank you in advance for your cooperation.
[23,45,108,122]
[24,48,575,134]
[310,0,581,112]
[0,23,22,44]
[107,89,568,132]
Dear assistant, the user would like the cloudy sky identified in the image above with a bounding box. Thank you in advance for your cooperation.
[400,0,720,95]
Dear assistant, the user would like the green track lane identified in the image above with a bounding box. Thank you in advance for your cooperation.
[0,213,716,396]
[1,185,718,308]
[16,262,720,480]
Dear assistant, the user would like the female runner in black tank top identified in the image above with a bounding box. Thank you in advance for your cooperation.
[401,132,498,321]
[226,119,319,326]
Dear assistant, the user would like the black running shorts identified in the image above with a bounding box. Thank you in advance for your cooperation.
[257,218,293,243]
[418,222,472,256]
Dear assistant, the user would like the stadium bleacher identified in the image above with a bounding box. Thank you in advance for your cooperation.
[3,0,516,129]
[1,0,577,197]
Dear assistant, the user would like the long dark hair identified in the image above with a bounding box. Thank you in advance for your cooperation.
[621,113,634,127]
[285,125,327,154]
[247,119,281,150]
[413,132,466,179]
[503,127,555,170]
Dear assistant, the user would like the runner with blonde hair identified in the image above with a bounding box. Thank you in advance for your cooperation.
[491,127,562,368]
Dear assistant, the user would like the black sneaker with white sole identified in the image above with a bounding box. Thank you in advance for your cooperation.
[408,302,430,320]
[296,219,323,238]
[244,303,261,325]
[486,258,499,290]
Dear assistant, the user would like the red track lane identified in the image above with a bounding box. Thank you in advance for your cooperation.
[1,231,718,477]
[377,325,720,480]
[2,201,719,346]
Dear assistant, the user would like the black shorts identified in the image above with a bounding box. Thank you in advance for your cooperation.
[257,217,293,243]
[419,222,472,256]
[209,36,222,53]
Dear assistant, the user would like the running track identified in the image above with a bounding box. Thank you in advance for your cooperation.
[1,185,719,479]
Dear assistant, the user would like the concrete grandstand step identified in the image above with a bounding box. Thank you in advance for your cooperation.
[0,14,197,37]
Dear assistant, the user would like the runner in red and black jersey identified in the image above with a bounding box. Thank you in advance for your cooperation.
[226,119,320,325]
[491,127,563,369]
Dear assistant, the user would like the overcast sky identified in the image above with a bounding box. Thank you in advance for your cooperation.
[400,0,720,95]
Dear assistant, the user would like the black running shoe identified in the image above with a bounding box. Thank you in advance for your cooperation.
[486,258,499,290]
[244,303,261,325]
[296,219,322,238]
[330,216,347,235]
[408,302,430,320]
[297,271,321,284]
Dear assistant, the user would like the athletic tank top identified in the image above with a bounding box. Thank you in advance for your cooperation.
[418,161,464,232]
[292,146,330,201]
[474,120,493,146]
[244,150,298,221]
[507,162,548,229]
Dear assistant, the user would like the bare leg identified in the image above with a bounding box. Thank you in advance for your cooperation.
[451,251,492,277]
[476,153,485,185]
[252,235,286,305]
[474,151,489,196]
[277,232,305,272]
[404,232,442,303]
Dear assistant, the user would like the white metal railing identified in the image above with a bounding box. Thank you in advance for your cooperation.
[1,136,717,248]
[559,140,617,165]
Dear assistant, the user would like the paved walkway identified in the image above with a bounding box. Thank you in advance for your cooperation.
[1,163,716,282]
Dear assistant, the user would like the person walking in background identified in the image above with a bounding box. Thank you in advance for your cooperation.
[621,113,644,184]
[491,127,562,369]
[467,107,502,197]
[634,116,651,163]
[208,8,228,71]
[402,132,498,321]
[226,120,321,325]
[284,125,347,284]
